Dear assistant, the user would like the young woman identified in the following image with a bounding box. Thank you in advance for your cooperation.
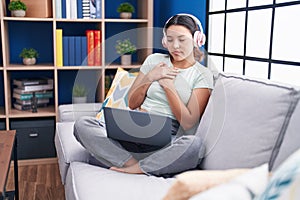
[74,14,214,176]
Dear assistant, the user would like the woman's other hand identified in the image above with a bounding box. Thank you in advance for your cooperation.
[147,62,179,82]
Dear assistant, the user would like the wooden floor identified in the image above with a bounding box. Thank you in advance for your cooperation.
[6,162,65,200]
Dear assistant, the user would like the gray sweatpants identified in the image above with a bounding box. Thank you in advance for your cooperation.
[74,116,205,176]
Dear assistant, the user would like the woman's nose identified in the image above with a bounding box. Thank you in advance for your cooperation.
[173,40,180,48]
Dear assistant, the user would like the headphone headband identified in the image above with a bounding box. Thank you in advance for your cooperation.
[162,13,205,47]
[163,13,203,36]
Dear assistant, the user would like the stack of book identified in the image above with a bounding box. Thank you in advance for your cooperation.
[12,78,54,111]
[56,0,102,19]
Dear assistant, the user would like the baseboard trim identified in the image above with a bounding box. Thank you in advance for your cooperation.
[10,157,58,167]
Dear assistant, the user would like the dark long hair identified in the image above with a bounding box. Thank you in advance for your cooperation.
[164,15,204,61]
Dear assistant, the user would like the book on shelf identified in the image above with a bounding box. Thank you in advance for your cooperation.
[90,0,96,19]
[17,84,53,93]
[68,36,75,66]
[94,30,102,66]
[82,0,90,19]
[63,36,87,66]
[13,78,53,92]
[56,0,62,18]
[63,36,69,66]
[59,0,100,19]
[95,0,102,18]
[15,98,50,106]
[56,29,63,67]
[81,36,88,65]
[13,91,53,101]
[13,78,50,87]
[75,37,83,65]
[86,30,95,66]
[13,103,49,111]
[70,0,78,19]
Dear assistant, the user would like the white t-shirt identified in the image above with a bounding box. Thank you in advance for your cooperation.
[140,53,214,120]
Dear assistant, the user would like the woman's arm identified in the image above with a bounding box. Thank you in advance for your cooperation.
[159,78,211,130]
[128,62,179,110]
[128,72,152,110]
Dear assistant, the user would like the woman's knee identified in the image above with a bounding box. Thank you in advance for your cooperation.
[73,116,93,142]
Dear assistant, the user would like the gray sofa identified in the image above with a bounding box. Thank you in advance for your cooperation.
[55,72,300,200]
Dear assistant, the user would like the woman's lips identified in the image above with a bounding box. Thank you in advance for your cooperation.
[172,51,182,56]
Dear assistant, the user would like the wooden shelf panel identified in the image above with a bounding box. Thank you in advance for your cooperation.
[3,17,53,22]
[6,64,54,70]
[55,19,103,23]
[56,66,103,70]
[8,106,56,118]
[105,19,149,23]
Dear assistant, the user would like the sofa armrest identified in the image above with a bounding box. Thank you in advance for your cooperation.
[58,103,102,122]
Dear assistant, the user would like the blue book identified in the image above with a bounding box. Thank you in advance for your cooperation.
[62,0,66,18]
[77,0,83,18]
[81,36,87,65]
[68,36,75,66]
[75,37,82,66]
[63,36,69,66]
[95,0,101,18]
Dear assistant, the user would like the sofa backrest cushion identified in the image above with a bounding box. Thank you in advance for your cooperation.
[270,100,300,171]
[196,73,300,170]
[58,103,102,122]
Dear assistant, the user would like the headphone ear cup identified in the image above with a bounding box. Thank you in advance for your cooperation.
[193,31,205,47]
[162,36,167,48]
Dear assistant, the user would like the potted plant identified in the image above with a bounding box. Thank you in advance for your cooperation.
[72,84,88,104]
[117,2,135,19]
[19,48,39,65]
[115,38,136,65]
[8,0,27,17]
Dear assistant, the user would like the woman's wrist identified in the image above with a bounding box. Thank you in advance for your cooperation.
[145,73,155,83]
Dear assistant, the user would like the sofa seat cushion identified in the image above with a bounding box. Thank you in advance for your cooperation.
[65,162,174,200]
[55,122,90,184]
[197,73,300,170]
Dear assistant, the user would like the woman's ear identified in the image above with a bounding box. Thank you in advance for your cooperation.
[162,36,168,48]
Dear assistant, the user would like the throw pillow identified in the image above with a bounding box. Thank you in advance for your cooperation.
[96,67,138,122]
[255,148,300,200]
[190,164,269,200]
[162,168,250,200]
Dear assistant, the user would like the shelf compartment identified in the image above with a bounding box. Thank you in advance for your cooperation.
[58,70,102,104]
[5,21,54,66]
[8,105,56,118]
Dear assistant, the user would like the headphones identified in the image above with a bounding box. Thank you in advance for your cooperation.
[162,13,205,48]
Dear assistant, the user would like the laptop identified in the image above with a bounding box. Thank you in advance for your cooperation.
[103,107,173,147]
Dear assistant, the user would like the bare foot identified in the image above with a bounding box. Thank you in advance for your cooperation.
[123,157,138,167]
[110,163,144,174]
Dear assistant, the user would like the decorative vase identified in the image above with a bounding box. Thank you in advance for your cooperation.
[23,58,36,65]
[120,12,132,19]
[121,54,132,65]
[72,96,87,104]
[11,10,26,17]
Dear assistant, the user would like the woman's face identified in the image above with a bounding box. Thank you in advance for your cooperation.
[165,25,194,62]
